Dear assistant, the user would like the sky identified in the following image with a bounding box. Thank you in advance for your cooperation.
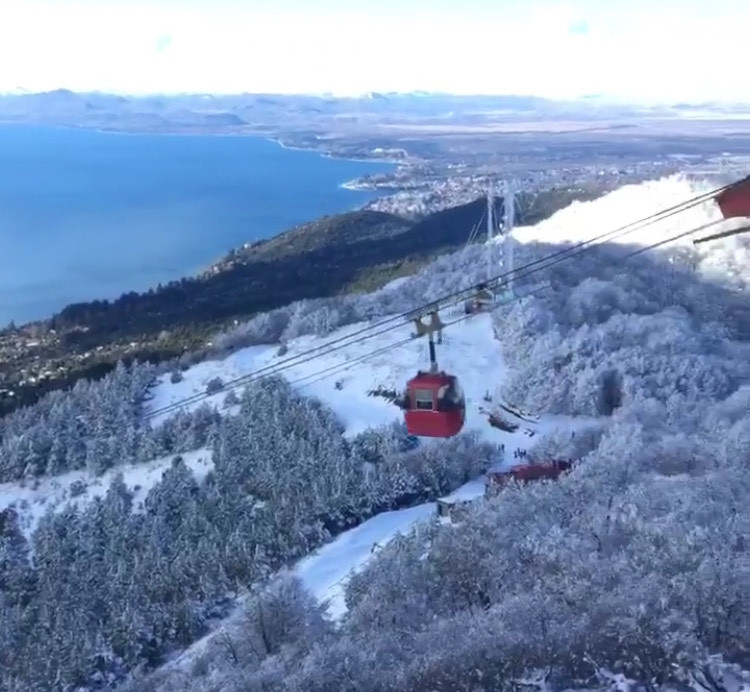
[0,0,748,103]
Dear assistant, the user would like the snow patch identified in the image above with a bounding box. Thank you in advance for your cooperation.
[439,477,487,503]
[146,313,591,451]
[295,502,438,618]
[509,175,741,250]
[0,448,212,539]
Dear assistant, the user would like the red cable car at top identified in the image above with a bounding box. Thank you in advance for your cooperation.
[694,174,750,245]
[715,175,750,220]
[399,311,466,438]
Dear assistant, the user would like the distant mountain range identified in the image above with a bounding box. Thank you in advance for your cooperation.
[1,89,748,137]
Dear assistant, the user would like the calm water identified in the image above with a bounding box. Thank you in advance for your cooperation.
[0,125,392,325]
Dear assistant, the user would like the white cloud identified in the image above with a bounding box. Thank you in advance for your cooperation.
[0,0,747,102]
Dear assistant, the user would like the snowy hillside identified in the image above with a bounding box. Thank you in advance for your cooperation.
[511,175,740,248]
[2,173,748,692]
[0,448,212,539]
[510,175,750,288]
[134,310,597,678]
[146,312,594,446]
[137,175,749,691]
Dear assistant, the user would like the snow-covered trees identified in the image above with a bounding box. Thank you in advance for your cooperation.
[245,231,748,692]
[2,177,749,690]
[133,208,748,691]
[0,377,495,691]
[255,410,748,692]
[0,361,223,483]
[497,280,747,419]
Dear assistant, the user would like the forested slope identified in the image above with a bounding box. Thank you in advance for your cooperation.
[1,176,748,691]
[2,185,598,418]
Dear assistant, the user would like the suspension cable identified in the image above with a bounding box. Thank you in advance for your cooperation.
[144,180,733,421]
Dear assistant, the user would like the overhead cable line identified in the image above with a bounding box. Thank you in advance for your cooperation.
[144,180,735,421]
[291,217,730,391]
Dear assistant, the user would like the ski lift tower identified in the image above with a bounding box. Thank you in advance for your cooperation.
[465,179,516,314]
[486,182,496,287]
[503,180,515,297]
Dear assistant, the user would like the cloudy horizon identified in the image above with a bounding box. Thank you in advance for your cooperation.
[0,0,747,103]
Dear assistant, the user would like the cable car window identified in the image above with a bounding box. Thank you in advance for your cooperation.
[446,380,465,404]
[414,388,434,410]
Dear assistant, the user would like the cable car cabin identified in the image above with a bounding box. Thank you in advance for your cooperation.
[715,176,750,220]
[463,287,494,315]
[403,372,466,438]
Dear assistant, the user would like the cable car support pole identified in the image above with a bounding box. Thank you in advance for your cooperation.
[504,180,515,298]
[427,334,438,374]
[411,311,444,374]
[487,183,494,286]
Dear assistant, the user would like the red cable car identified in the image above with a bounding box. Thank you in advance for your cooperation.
[715,175,750,220]
[695,176,750,244]
[403,371,466,438]
[400,311,466,438]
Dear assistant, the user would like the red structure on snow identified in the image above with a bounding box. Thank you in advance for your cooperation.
[485,459,573,496]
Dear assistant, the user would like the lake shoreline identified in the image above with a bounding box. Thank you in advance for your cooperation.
[265,135,404,192]
[0,124,396,324]
[0,121,404,193]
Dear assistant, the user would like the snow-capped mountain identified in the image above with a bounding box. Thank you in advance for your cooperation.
[1,175,748,692]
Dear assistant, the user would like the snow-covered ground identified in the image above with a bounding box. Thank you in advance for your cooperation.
[9,174,745,681]
[145,312,593,450]
[164,476,483,674]
[0,448,212,539]
[438,476,487,503]
[294,503,438,618]
[153,310,599,676]
[511,175,740,248]
[509,175,749,289]
[293,477,496,617]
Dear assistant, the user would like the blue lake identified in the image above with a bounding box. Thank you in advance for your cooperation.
[0,125,392,325]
